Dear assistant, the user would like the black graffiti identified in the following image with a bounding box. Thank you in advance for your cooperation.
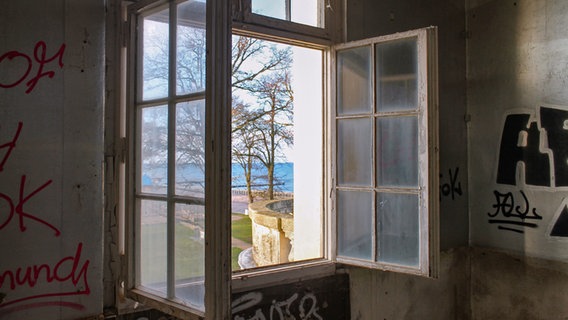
[496,106,568,187]
[487,189,542,233]
[440,167,462,201]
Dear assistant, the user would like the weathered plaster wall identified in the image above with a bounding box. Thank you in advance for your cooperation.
[346,1,469,319]
[467,0,568,319]
[0,1,104,319]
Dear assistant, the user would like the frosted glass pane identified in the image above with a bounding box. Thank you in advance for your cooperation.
[376,38,417,112]
[376,116,418,187]
[377,193,419,267]
[177,1,206,95]
[337,190,373,260]
[140,106,168,194]
[140,199,167,294]
[142,9,169,100]
[337,46,372,115]
[175,203,205,308]
[337,118,372,186]
[176,100,205,196]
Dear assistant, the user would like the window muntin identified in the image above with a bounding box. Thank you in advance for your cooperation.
[334,28,438,276]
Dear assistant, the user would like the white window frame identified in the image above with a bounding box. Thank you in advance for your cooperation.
[331,28,439,277]
[120,0,438,318]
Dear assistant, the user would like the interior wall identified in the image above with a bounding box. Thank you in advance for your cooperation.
[345,0,470,319]
[467,0,568,319]
[0,1,104,319]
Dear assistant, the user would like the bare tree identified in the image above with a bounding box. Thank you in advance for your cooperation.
[143,28,294,202]
[248,69,294,200]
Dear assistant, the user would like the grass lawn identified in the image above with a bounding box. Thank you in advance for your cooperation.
[231,214,252,243]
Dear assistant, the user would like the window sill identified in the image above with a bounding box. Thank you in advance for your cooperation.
[231,259,338,293]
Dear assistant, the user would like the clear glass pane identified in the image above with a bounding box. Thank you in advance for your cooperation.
[140,105,168,194]
[142,8,170,100]
[377,192,419,267]
[337,118,372,186]
[291,0,320,27]
[252,0,286,20]
[376,38,418,112]
[177,1,206,95]
[337,190,373,260]
[175,203,205,308]
[140,199,168,294]
[376,116,418,187]
[176,100,205,196]
[337,46,372,115]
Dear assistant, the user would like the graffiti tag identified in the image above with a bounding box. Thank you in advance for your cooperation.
[0,121,88,312]
[0,41,66,94]
[0,123,59,236]
[440,167,462,201]
[487,189,542,233]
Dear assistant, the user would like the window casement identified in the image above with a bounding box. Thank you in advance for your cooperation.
[121,0,438,318]
[332,28,439,277]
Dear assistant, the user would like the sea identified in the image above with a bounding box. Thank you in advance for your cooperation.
[142,162,294,193]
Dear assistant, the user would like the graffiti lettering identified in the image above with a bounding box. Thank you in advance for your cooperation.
[487,189,542,233]
[0,123,59,236]
[0,122,89,313]
[0,41,66,94]
[440,167,462,201]
[497,106,568,187]
[0,175,59,236]
[0,122,22,172]
[232,291,323,320]
[0,242,90,309]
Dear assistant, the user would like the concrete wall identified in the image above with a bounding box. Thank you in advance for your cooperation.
[345,0,470,319]
[467,0,568,319]
[0,1,104,319]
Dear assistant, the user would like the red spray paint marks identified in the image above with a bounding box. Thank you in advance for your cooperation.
[0,41,66,94]
[0,122,90,312]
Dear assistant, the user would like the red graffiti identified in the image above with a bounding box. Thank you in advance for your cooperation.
[0,122,59,236]
[0,122,22,172]
[0,242,90,309]
[0,175,59,236]
[0,41,66,94]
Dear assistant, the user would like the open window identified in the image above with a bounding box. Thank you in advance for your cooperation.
[333,28,439,277]
[121,0,437,318]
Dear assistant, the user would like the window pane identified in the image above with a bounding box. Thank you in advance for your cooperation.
[175,203,205,308]
[291,0,320,27]
[377,192,419,267]
[251,0,321,27]
[376,116,418,187]
[142,9,170,100]
[177,1,206,95]
[376,38,418,112]
[337,190,373,260]
[176,100,205,196]
[337,118,372,186]
[140,199,168,295]
[337,46,372,115]
[252,0,286,20]
[141,106,168,194]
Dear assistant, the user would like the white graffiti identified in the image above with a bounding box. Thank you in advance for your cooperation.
[232,291,323,320]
